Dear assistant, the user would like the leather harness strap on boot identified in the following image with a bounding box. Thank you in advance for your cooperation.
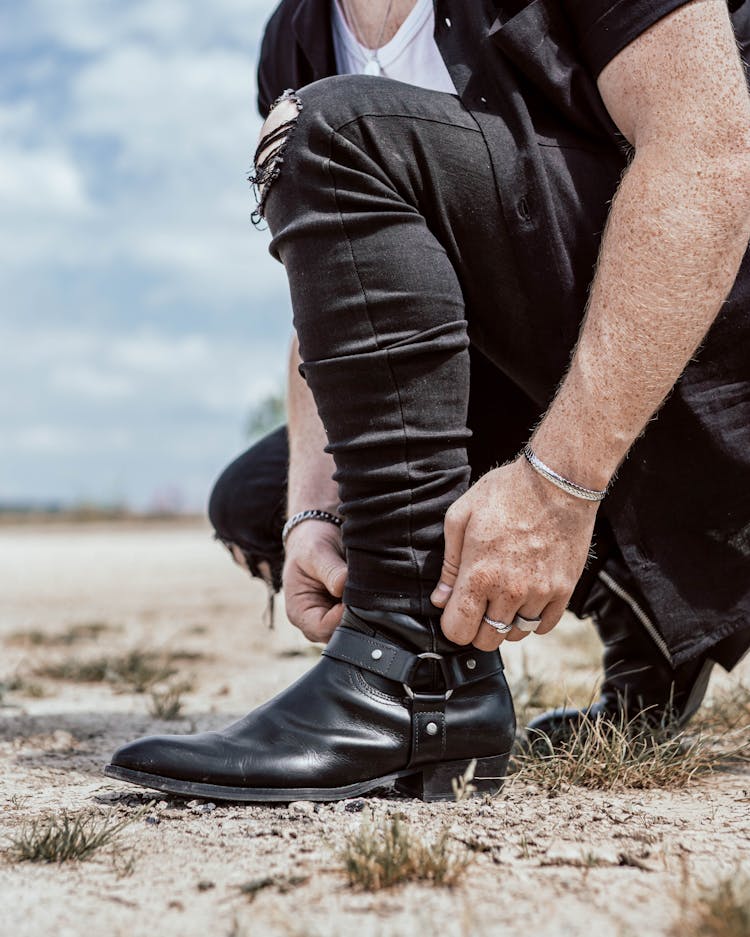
[322,625,504,690]
[323,626,504,769]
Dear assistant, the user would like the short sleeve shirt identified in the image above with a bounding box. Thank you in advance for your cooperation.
[561,0,746,78]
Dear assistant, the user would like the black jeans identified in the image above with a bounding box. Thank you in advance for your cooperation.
[209,344,541,594]
[252,74,610,615]
[218,74,615,616]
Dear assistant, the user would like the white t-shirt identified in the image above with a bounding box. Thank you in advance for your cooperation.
[332,0,457,95]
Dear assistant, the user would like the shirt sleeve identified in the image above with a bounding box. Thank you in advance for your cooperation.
[562,0,744,79]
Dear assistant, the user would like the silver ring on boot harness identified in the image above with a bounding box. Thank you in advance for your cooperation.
[402,652,454,701]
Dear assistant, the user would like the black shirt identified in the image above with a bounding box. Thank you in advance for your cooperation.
[254,0,750,663]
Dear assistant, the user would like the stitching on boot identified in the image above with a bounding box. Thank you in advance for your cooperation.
[248,88,303,227]
[349,667,403,704]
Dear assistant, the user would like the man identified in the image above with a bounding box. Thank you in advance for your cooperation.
[106,0,750,802]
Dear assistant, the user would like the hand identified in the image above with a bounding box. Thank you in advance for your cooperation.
[282,520,347,643]
[430,457,599,650]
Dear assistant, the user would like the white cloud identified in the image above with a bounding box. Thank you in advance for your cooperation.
[10,425,132,455]
[8,0,271,56]
[0,144,92,215]
[50,367,135,400]
[0,0,294,507]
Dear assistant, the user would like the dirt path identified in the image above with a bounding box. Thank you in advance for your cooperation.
[1,521,747,937]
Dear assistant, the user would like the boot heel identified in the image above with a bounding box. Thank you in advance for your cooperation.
[711,629,750,672]
[395,753,510,803]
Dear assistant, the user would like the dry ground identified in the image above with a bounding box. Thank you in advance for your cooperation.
[1,520,748,937]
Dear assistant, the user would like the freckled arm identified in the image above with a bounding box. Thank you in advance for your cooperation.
[530,0,750,489]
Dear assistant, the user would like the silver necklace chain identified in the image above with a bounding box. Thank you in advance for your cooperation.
[340,0,396,75]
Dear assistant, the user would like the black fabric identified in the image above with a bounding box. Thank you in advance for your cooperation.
[262,75,623,612]
[561,0,746,78]
[241,0,750,666]
[209,344,542,584]
[208,425,287,591]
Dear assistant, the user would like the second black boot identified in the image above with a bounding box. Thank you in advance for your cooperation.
[105,606,516,802]
[528,558,750,745]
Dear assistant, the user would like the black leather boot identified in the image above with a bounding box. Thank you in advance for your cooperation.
[528,562,750,744]
[105,607,516,802]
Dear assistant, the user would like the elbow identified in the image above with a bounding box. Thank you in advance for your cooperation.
[634,127,750,214]
[707,135,750,231]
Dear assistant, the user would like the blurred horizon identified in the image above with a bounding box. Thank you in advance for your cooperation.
[0,0,291,514]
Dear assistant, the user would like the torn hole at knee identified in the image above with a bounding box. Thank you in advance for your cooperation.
[249,89,303,225]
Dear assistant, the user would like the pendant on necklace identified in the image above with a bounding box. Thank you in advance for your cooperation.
[363,57,382,76]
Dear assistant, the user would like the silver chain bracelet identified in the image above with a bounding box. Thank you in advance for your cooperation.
[281,509,343,547]
[523,445,607,502]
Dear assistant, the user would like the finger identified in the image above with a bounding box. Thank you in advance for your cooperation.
[472,618,506,652]
[503,628,531,643]
[296,599,340,644]
[439,578,486,645]
[480,589,537,645]
[319,601,345,637]
[534,597,567,635]
[312,545,348,598]
[504,601,546,640]
[478,612,520,647]
[430,506,469,608]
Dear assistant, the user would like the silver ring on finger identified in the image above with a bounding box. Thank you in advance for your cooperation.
[512,614,542,633]
[482,614,514,635]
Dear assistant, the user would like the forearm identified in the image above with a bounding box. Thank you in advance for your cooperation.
[286,333,340,516]
[533,148,750,490]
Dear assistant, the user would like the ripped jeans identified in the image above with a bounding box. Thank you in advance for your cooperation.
[237,74,630,617]
[242,74,598,614]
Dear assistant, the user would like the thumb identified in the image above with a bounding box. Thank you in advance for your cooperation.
[315,542,348,597]
[430,505,469,608]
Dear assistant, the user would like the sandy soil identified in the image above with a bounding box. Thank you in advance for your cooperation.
[1,520,748,937]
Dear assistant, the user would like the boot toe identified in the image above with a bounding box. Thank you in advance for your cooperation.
[108,732,217,782]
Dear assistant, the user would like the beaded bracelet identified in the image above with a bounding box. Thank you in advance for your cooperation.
[281,509,343,547]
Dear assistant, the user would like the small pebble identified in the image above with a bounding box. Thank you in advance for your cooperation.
[290,801,315,816]
[196,803,217,814]
[344,799,365,813]
[197,880,215,892]
[145,815,160,825]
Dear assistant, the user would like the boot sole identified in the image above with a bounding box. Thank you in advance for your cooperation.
[104,751,511,804]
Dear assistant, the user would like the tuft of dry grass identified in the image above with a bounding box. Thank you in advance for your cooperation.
[339,815,471,890]
[672,871,750,937]
[6,809,140,864]
[235,874,310,903]
[512,711,750,792]
[35,649,185,693]
[34,657,111,683]
[148,681,192,719]
[0,674,46,701]
[451,758,477,803]
[6,621,116,647]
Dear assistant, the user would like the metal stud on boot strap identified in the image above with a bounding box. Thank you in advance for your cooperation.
[322,627,504,689]
[409,695,447,765]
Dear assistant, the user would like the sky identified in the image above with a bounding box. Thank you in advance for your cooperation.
[0,0,292,512]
